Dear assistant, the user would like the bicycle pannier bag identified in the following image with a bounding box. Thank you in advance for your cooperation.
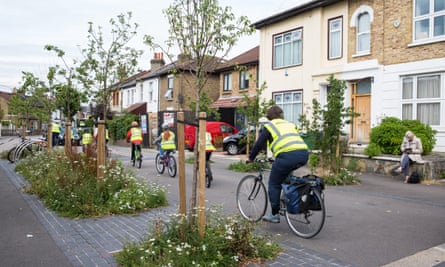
[281,177,311,214]
[302,175,325,211]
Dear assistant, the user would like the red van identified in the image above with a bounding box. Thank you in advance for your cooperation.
[184,121,238,151]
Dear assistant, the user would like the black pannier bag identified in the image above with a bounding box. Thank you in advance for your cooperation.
[302,174,325,211]
[281,177,311,214]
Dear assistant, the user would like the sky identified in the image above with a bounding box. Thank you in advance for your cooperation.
[0,0,308,92]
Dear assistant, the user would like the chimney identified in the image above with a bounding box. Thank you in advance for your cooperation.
[150,52,165,71]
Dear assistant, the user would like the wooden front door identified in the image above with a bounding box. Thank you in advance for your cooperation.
[351,80,371,144]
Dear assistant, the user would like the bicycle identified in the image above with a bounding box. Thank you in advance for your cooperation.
[155,150,177,177]
[7,135,48,163]
[132,144,142,169]
[236,157,326,239]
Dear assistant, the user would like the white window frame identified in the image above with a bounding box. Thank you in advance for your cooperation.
[328,17,343,60]
[239,70,249,90]
[401,72,444,126]
[413,0,445,43]
[273,90,303,126]
[223,73,232,92]
[166,75,174,100]
[148,81,153,102]
[350,5,373,57]
[273,28,303,69]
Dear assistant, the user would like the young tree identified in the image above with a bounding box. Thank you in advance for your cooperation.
[79,12,143,121]
[144,0,254,216]
[45,45,88,122]
[9,72,54,136]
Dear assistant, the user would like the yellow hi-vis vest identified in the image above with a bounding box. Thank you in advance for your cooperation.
[82,133,93,145]
[206,132,216,151]
[130,128,143,142]
[264,119,308,157]
[161,131,176,150]
[52,123,60,133]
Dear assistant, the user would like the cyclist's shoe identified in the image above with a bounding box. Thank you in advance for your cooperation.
[262,213,280,223]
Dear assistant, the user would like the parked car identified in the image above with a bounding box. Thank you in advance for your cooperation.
[223,126,257,155]
[185,121,238,151]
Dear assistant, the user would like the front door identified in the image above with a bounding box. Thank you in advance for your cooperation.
[351,79,371,144]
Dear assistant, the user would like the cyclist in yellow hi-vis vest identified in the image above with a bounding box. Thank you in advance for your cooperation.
[159,122,176,161]
[51,121,61,147]
[205,131,216,181]
[247,105,309,223]
[82,128,93,153]
[126,121,143,162]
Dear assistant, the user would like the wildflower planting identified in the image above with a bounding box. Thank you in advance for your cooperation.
[15,150,167,218]
[115,208,281,266]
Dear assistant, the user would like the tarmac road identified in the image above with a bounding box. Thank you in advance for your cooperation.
[111,145,445,267]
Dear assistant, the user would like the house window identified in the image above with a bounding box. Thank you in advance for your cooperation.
[239,71,249,89]
[223,73,232,92]
[328,17,343,59]
[273,91,303,126]
[273,28,302,68]
[165,75,174,100]
[357,12,370,54]
[148,81,153,102]
[414,0,445,41]
[140,83,143,102]
[402,73,442,126]
[131,89,135,104]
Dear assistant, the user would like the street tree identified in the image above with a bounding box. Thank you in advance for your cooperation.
[9,72,54,136]
[144,0,254,217]
[45,45,88,122]
[79,12,143,121]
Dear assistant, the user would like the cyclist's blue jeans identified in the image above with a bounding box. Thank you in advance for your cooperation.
[268,149,309,215]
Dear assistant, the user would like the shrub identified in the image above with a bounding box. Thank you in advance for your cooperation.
[364,143,382,158]
[369,117,437,155]
[115,210,281,266]
[15,150,167,218]
[108,113,138,141]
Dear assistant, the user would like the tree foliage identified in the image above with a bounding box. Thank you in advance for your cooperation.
[144,0,254,215]
[45,45,88,121]
[9,72,54,133]
[80,12,143,121]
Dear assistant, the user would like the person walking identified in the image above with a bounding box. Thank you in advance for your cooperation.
[51,121,61,147]
[126,121,143,163]
[247,105,309,223]
[205,131,216,181]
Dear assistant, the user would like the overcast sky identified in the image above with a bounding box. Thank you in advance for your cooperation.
[0,0,306,91]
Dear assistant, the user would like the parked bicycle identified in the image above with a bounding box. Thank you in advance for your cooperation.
[155,150,177,177]
[7,135,48,163]
[132,144,142,169]
[236,157,326,239]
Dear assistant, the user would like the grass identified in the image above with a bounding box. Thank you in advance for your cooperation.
[14,149,168,218]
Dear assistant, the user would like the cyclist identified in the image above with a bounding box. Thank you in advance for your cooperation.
[159,122,176,161]
[126,121,143,163]
[205,131,216,181]
[51,121,61,147]
[247,105,309,223]
[81,127,93,153]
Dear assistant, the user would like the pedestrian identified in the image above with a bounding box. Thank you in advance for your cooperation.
[51,121,61,147]
[205,131,216,180]
[394,130,423,183]
[81,128,93,153]
[247,105,309,223]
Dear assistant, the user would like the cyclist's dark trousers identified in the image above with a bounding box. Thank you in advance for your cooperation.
[269,149,309,215]
[131,143,141,161]
[52,132,59,147]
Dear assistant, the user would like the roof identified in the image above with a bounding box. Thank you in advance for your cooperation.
[216,46,259,72]
[253,0,342,29]
[209,96,254,108]
[125,102,147,115]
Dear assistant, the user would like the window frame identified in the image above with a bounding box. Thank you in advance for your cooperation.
[272,28,303,69]
[356,12,371,55]
[223,73,232,92]
[413,0,445,43]
[166,75,174,101]
[401,72,444,126]
[239,70,249,90]
[328,16,343,60]
[272,90,303,126]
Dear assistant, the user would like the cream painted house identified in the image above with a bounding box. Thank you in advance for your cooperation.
[254,0,445,152]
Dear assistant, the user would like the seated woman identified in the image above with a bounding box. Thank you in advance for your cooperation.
[395,131,423,183]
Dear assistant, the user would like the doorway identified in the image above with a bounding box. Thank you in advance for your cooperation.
[350,79,371,144]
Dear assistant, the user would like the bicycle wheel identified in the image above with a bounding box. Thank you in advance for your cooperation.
[205,166,212,188]
[7,146,17,163]
[155,153,165,174]
[167,155,177,177]
[236,175,268,222]
[137,155,142,169]
[284,188,325,239]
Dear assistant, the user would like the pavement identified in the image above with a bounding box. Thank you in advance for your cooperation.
[0,136,444,267]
